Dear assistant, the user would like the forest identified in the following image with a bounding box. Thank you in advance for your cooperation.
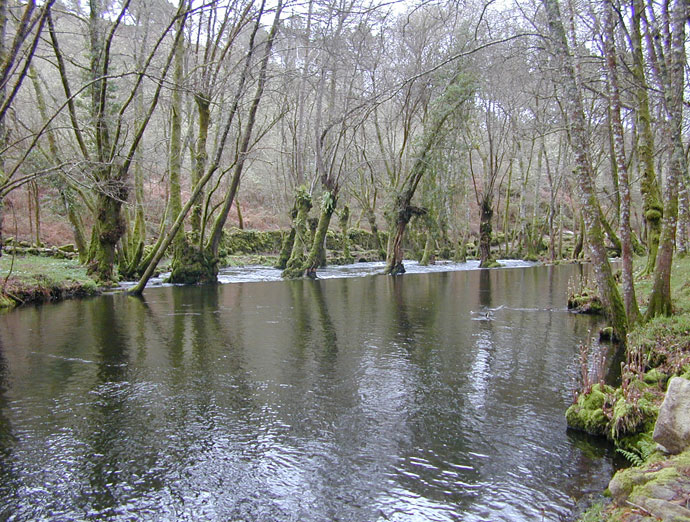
[0,0,687,337]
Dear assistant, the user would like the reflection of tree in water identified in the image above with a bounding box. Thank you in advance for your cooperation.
[468,269,495,414]
[309,280,338,364]
[84,296,133,514]
[388,275,441,365]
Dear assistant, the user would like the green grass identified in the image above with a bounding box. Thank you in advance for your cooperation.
[0,254,100,309]
[1,255,92,284]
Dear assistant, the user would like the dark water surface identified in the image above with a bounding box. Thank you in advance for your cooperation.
[0,264,616,521]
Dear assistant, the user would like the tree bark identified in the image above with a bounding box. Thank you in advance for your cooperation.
[478,195,495,267]
[631,0,663,276]
[542,0,627,340]
[645,0,685,318]
[282,188,312,278]
[603,0,640,324]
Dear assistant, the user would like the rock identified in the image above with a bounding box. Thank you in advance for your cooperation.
[633,497,690,522]
[608,468,648,505]
[653,377,690,454]
[565,383,614,436]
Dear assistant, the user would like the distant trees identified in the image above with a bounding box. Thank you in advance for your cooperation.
[0,0,56,253]
[0,0,687,334]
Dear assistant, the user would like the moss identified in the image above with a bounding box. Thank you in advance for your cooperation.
[568,291,604,314]
[643,368,668,386]
[220,228,283,256]
[168,242,217,284]
[599,326,614,341]
[566,383,614,436]
[610,394,655,442]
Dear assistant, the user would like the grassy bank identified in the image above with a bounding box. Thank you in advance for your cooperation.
[574,255,690,521]
[0,254,101,310]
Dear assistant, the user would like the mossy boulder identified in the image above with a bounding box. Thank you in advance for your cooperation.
[608,450,690,520]
[568,290,604,314]
[566,383,614,436]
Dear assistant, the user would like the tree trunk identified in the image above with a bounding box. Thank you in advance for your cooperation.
[88,182,127,284]
[340,204,352,262]
[631,0,663,276]
[542,0,627,341]
[503,159,513,257]
[282,188,312,278]
[365,204,385,258]
[168,3,185,255]
[645,0,685,319]
[603,0,640,324]
[190,94,210,244]
[420,225,435,266]
[677,180,689,255]
[303,194,336,278]
[573,212,584,259]
[479,195,495,267]
[275,228,296,269]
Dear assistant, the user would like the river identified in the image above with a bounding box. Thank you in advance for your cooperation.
[0,262,617,521]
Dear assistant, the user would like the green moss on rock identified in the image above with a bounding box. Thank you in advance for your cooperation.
[566,384,615,436]
[568,291,604,314]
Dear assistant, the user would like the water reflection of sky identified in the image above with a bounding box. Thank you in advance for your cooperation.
[0,263,614,521]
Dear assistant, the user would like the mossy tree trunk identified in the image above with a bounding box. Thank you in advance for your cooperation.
[478,195,495,268]
[631,0,663,276]
[645,0,685,319]
[384,75,472,275]
[365,204,385,258]
[168,4,185,257]
[168,93,210,284]
[119,55,148,279]
[282,188,312,278]
[677,182,689,256]
[502,159,513,257]
[191,94,210,244]
[303,192,337,278]
[275,227,296,269]
[419,216,435,266]
[454,232,468,263]
[339,204,352,262]
[603,0,640,324]
[542,0,627,341]
[88,177,127,284]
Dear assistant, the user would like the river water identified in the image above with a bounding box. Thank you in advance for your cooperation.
[0,262,616,521]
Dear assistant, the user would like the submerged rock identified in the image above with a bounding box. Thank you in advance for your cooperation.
[653,377,690,454]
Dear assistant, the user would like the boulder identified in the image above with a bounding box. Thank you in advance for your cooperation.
[653,377,690,454]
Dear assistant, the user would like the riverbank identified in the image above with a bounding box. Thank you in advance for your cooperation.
[575,256,690,521]
[0,254,101,310]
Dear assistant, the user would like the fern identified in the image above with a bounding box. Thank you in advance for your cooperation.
[616,448,644,467]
